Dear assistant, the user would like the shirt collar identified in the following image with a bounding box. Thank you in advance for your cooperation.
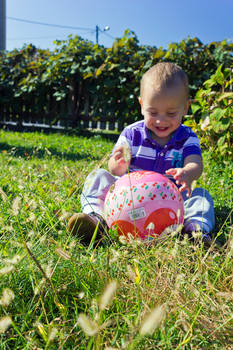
[143,123,190,147]
[171,124,190,143]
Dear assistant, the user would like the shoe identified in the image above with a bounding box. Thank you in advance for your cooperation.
[68,212,105,245]
[182,220,213,248]
[202,233,213,249]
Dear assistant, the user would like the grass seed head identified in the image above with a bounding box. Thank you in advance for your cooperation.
[170,242,179,258]
[45,264,53,279]
[0,316,12,333]
[122,142,131,163]
[192,230,202,239]
[78,291,85,299]
[77,313,99,336]
[59,209,70,222]
[0,265,14,275]
[0,187,8,202]
[12,196,21,216]
[119,235,128,244]
[99,280,118,311]
[26,212,37,223]
[0,288,15,307]
[48,327,58,342]
[140,304,166,336]
[5,254,21,265]
[109,248,120,264]
[25,198,38,210]
[228,239,233,253]
[127,264,136,282]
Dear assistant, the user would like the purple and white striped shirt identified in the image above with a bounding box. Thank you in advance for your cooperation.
[113,120,202,178]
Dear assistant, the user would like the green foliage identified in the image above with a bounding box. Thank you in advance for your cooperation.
[0,32,232,128]
[185,65,233,158]
[164,37,233,94]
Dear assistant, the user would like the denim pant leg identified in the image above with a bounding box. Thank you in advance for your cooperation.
[182,188,215,233]
[80,168,117,216]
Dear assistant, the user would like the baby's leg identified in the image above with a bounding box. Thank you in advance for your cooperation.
[68,169,117,244]
[182,188,215,247]
[182,187,215,233]
[81,168,117,216]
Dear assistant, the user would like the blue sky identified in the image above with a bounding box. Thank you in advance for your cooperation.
[6,0,233,51]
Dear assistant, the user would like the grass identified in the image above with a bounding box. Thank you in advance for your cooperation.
[0,129,232,349]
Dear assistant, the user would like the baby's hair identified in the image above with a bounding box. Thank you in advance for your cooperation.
[140,62,189,99]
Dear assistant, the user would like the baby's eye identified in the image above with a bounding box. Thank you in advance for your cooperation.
[167,112,176,117]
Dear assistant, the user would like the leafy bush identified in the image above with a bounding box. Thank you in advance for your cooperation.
[164,38,233,95]
[185,65,233,158]
[0,31,232,128]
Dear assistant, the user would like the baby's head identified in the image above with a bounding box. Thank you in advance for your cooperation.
[140,62,190,145]
[140,62,189,100]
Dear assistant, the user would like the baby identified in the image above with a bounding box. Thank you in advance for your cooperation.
[68,62,215,246]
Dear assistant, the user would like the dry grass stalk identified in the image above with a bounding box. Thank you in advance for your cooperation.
[55,247,71,260]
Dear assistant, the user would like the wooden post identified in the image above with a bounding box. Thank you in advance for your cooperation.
[0,0,6,51]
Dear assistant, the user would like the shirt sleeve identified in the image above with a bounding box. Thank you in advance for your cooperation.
[182,133,202,159]
[110,127,133,156]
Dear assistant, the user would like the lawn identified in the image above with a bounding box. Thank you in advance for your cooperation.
[0,129,232,349]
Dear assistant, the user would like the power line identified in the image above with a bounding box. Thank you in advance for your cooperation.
[8,32,95,41]
[101,30,115,40]
[7,16,115,45]
[7,16,93,31]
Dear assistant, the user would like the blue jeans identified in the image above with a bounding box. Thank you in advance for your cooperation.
[81,169,215,233]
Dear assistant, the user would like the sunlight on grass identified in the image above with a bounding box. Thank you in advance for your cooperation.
[0,130,232,349]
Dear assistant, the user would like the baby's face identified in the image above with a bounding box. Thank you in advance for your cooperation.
[140,86,189,146]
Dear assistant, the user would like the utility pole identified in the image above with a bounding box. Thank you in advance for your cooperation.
[96,25,110,45]
[96,25,99,45]
[0,0,6,50]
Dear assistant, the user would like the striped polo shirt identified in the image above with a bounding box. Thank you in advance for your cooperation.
[113,120,202,179]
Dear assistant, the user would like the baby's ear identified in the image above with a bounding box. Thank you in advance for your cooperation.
[138,97,144,115]
[184,99,190,114]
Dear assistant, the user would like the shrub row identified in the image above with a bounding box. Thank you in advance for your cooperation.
[0,30,232,127]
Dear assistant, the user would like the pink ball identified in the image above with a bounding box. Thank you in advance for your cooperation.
[104,171,184,242]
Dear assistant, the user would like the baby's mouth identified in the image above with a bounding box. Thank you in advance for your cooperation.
[155,127,169,131]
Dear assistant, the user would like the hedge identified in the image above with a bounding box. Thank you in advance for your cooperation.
[0,30,232,128]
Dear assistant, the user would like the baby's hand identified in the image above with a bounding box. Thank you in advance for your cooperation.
[108,143,131,176]
[166,168,192,197]
[112,146,127,166]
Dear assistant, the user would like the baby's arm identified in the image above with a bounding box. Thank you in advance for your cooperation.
[108,145,131,176]
[166,154,203,197]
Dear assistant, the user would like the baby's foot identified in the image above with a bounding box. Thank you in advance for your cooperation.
[68,212,106,245]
